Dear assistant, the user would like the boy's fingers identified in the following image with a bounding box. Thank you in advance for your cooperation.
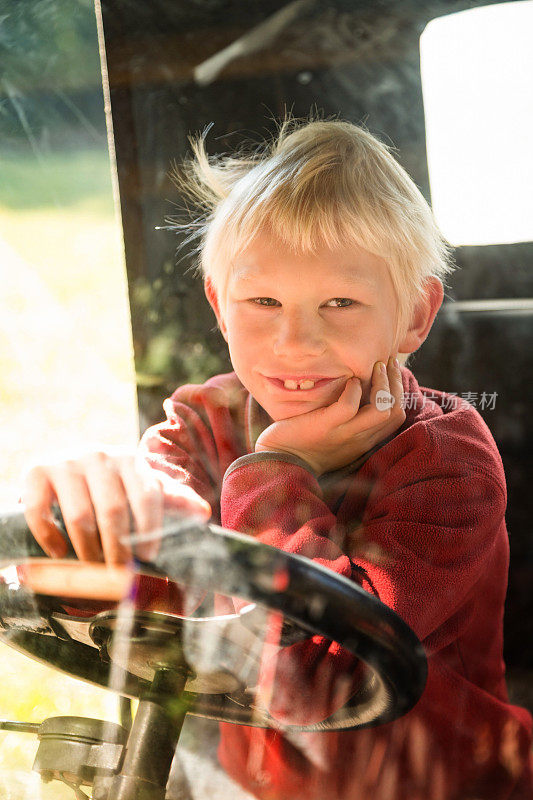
[46,465,103,562]
[169,485,212,521]
[22,467,68,559]
[340,360,400,434]
[23,455,211,566]
[117,458,164,562]
[84,454,132,565]
[386,356,406,423]
[156,470,212,520]
[370,360,394,415]
[327,377,362,423]
[358,357,406,438]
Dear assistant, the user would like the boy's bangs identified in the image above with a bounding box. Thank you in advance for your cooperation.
[221,177,387,260]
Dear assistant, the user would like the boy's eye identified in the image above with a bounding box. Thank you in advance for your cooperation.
[324,298,356,308]
[250,297,280,307]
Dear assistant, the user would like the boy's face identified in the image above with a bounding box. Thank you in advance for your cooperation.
[211,230,402,421]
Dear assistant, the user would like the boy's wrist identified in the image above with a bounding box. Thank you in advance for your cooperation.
[254,444,320,475]
[223,450,319,484]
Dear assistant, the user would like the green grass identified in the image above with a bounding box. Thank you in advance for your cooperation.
[0,147,138,790]
[0,150,115,214]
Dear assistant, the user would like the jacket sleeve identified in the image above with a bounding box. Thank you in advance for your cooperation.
[138,389,225,519]
[139,387,507,727]
[138,391,365,725]
[339,416,509,649]
[219,412,508,724]
[220,454,375,725]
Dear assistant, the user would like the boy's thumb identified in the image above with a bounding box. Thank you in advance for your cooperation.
[155,471,212,519]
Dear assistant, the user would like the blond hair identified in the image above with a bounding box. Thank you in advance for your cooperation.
[172,117,453,342]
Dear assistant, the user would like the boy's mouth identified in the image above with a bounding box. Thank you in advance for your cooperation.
[283,378,315,390]
[263,375,339,392]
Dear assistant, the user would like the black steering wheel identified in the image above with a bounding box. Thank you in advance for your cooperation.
[0,508,427,733]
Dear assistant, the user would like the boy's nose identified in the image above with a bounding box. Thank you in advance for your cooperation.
[272,313,326,358]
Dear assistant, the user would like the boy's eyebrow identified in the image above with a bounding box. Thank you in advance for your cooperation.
[230,267,259,281]
[231,265,377,289]
[327,270,377,290]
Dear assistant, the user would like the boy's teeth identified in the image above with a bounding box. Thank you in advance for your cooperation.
[283,379,316,390]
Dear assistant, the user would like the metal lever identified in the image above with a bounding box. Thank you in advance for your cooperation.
[0,719,41,734]
[105,667,191,800]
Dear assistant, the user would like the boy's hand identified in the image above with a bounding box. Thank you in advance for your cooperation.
[21,449,211,564]
[255,357,405,476]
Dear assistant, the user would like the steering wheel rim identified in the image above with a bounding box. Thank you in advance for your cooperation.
[152,519,427,730]
[0,509,427,731]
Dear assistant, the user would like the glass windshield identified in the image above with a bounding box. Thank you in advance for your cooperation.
[1,2,531,799]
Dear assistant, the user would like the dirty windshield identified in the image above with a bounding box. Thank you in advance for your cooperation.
[0,2,532,799]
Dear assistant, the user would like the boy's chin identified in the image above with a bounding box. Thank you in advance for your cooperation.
[260,396,332,421]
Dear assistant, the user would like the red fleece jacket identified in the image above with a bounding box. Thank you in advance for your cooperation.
[139,367,532,800]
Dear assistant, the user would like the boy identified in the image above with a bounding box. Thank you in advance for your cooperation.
[23,119,532,798]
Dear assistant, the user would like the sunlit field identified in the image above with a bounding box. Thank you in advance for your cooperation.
[0,647,119,799]
[0,150,139,795]
[0,152,139,506]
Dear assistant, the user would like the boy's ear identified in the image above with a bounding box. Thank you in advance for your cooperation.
[397,277,444,355]
[204,277,228,341]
